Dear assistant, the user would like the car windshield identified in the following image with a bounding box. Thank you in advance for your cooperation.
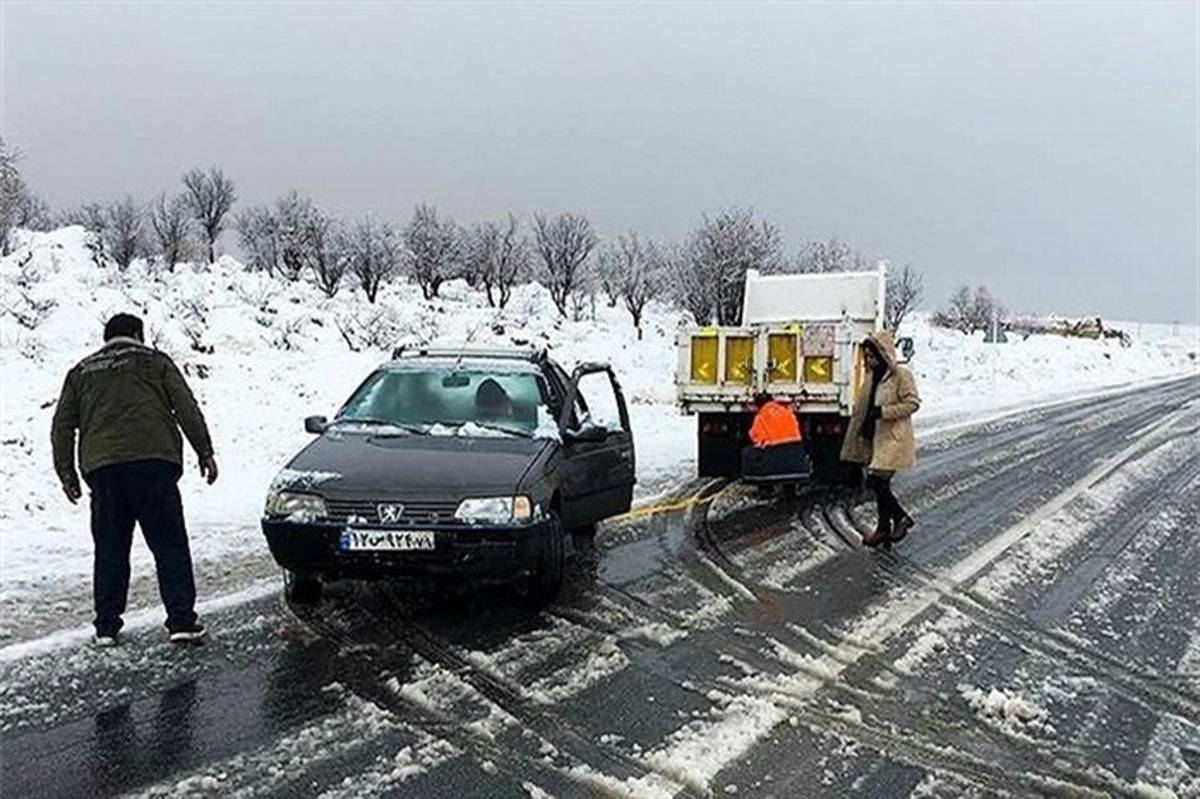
[335,364,551,438]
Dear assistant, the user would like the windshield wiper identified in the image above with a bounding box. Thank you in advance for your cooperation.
[331,417,427,435]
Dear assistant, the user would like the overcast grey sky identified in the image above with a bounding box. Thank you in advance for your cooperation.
[2,1,1196,321]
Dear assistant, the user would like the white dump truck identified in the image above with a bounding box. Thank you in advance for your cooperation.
[675,267,912,481]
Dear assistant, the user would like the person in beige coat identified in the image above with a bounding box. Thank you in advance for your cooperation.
[840,330,921,547]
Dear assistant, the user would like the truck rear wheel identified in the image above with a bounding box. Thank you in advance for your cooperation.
[806,428,862,487]
[697,412,748,478]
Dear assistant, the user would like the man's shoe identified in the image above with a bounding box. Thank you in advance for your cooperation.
[169,623,207,644]
[890,515,915,543]
[93,633,119,648]
[862,521,890,548]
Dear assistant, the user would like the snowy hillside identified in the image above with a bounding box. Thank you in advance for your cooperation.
[1,227,1196,601]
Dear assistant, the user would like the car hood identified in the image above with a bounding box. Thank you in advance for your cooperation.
[279,432,552,498]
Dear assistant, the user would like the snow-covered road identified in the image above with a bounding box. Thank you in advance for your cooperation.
[2,375,1198,798]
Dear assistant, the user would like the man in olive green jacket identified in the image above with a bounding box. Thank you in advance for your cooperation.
[52,313,218,646]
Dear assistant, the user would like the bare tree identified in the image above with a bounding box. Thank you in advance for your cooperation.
[235,206,279,274]
[594,242,623,308]
[533,211,597,317]
[932,285,1003,333]
[465,214,529,309]
[150,193,194,272]
[346,215,403,303]
[613,232,666,339]
[104,196,145,270]
[300,209,346,298]
[402,204,462,300]
[15,193,51,232]
[182,166,236,263]
[795,237,870,273]
[884,264,924,333]
[0,137,41,255]
[272,191,317,282]
[679,208,783,325]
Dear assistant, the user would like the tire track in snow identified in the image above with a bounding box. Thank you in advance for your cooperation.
[662,385,1200,796]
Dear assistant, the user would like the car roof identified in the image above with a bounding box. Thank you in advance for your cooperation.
[380,356,545,375]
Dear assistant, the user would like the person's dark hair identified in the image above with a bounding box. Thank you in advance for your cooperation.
[862,337,884,361]
[475,378,510,408]
[104,313,144,342]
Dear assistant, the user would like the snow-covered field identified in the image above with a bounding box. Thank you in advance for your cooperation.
[1,227,1196,604]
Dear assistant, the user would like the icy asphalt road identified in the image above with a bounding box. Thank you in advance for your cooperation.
[2,376,1198,799]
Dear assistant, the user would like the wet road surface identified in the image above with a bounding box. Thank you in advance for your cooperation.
[2,376,1199,798]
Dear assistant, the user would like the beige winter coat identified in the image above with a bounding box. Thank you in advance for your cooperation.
[840,330,920,472]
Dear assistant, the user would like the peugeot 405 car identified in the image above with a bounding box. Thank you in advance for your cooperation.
[261,347,636,602]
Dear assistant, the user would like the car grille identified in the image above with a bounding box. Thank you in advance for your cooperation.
[324,498,461,526]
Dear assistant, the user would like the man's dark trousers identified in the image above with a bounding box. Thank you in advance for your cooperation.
[84,459,197,636]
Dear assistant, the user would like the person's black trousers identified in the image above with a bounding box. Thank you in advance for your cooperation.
[865,469,908,526]
[84,459,197,636]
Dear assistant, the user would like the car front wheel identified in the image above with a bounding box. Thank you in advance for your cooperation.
[528,516,565,604]
[284,569,322,604]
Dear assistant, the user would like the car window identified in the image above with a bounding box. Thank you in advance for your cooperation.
[574,371,624,432]
[337,366,550,437]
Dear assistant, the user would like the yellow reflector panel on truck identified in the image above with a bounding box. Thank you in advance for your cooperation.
[690,336,718,384]
[804,356,833,383]
[768,334,797,383]
[724,336,754,385]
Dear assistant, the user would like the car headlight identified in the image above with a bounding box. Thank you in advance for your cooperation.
[454,496,535,525]
[264,491,327,520]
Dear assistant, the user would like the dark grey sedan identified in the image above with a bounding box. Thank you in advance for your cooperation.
[261,348,636,602]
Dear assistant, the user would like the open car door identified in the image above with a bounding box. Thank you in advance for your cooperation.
[557,363,636,528]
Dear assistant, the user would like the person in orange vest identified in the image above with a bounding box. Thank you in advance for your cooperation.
[749,394,802,448]
[743,393,810,481]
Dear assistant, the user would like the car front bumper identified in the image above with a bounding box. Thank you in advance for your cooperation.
[260,518,555,582]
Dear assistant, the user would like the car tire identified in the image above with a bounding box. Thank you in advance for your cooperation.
[529,516,565,604]
[570,523,597,542]
[284,570,322,604]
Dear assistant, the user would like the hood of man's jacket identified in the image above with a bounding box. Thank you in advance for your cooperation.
[864,329,899,372]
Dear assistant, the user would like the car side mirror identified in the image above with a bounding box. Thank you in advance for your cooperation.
[565,424,608,444]
[896,337,915,364]
[304,415,328,434]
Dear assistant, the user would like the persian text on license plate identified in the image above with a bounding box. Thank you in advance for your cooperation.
[339,529,436,552]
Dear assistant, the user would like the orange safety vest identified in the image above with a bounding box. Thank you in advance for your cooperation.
[749,401,802,448]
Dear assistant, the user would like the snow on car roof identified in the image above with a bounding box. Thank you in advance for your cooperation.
[380,357,543,374]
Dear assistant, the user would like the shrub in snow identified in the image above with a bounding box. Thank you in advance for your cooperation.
[335,304,439,352]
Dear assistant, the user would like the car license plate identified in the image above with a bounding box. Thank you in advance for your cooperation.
[339,529,436,552]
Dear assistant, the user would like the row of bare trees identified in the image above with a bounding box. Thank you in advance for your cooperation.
[4,144,944,335]
[52,167,237,271]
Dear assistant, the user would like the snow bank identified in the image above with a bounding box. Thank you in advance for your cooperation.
[1,227,1195,602]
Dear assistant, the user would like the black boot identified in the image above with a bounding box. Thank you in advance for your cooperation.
[862,519,890,548]
[890,515,914,543]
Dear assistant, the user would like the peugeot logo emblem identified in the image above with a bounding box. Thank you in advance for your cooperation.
[377,503,405,523]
